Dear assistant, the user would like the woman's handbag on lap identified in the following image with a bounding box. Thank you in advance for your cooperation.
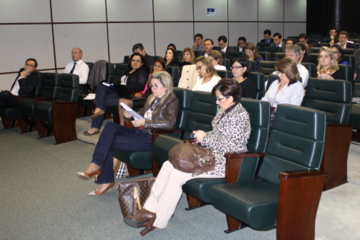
[117,178,155,217]
[168,142,215,176]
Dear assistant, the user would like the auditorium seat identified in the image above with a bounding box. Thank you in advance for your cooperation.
[257,61,277,77]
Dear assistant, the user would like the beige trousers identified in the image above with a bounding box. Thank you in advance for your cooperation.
[143,161,223,229]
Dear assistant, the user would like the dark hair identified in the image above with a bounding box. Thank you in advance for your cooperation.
[195,56,217,78]
[339,31,349,38]
[132,43,144,52]
[330,44,345,64]
[26,58,38,68]
[273,32,282,39]
[218,35,227,43]
[164,48,178,66]
[296,42,310,57]
[238,36,246,42]
[167,43,177,51]
[128,52,146,70]
[285,38,295,45]
[194,33,203,40]
[211,79,242,103]
[264,29,271,35]
[231,57,250,78]
[153,57,166,72]
[208,50,224,65]
[204,38,214,45]
[298,33,307,40]
[274,57,300,85]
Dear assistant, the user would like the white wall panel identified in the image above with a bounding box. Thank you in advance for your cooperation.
[0,25,54,72]
[107,0,153,22]
[229,23,259,46]
[52,0,106,22]
[258,0,283,22]
[108,23,154,63]
[54,24,108,68]
[0,0,51,23]
[194,0,227,21]
[258,23,284,42]
[284,23,306,39]
[285,0,306,21]
[154,23,193,56]
[0,74,17,90]
[154,0,193,21]
[194,23,228,46]
[228,0,258,21]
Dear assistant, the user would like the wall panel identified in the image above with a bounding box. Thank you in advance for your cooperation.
[52,0,106,22]
[0,0,51,23]
[194,23,228,46]
[258,0,284,22]
[107,0,153,22]
[285,0,306,21]
[229,23,259,46]
[154,0,193,21]
[284,23,306,38]
[228,0,258,21]
[194,0,228,21]
[0,74,17,90]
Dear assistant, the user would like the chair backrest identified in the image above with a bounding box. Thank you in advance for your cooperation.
[54,73,79,102]
[301,62,316,77]
[113,63,129,77]
[342,48,355,55]
[172,87,192,129]
[302,78,352,124]
[258,51,271,61]
[248,60,256,72]
[224,58,230,70]
[308,53,319,65]
[354,82,360,97]
[257,104,326,185]
[240,98,270,152]
[256,42,270,48]
[193,50,204,57]
[183,91,218,139]
[310,47,321,53]
[35,72,60,98]
[258,61,277,76]
[338,64,352,81]
[166,66,180,86]
[248,72,266,99]
[263,47,283,60]
[123,55,130,64]
[343,54,354,69]
[227,51,244,60]
[266,74,278,91]
[216,70,233,79]
[274,52,285,61]
[85,62,94,74]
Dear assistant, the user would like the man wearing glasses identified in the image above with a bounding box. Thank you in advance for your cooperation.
[0,58,39,107]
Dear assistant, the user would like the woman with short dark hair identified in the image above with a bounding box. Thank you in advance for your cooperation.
[231,57,256,99]
[331,44,349,65]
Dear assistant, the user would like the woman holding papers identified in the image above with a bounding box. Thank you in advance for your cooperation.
[77,71,179,196]
[84,52,148,136]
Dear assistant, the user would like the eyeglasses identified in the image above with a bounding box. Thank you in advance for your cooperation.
[149,84,163,89]
[196,65,204,71]
[216,96,229,101]
[25,63,36,68]
[230,66,243,70]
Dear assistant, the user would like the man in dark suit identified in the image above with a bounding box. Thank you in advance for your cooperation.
[0,58,39,108]
[337,31,356,49]
[260,29,274,43]
[217,35,235,57]
[237,36,246,52]
[132,43,154,66]
[270,32,285,50]
[199,38,214,57]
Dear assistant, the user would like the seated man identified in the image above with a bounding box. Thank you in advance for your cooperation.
[321,28,338,44]
[132,43,155,66]
[200,38,215,57]
[337,31,356,49]
[218,35,235,56]
[298,33,313,48]
[237,36,246,52]
[192,33,204,50]
[64,48,89,84]
[285,38,295,47]
[0,58,39,108]
[270,32,285,50]
[260,29,273,43]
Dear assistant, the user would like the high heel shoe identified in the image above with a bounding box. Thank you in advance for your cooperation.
[88,182,115,196]
[77,169,102,181]
[124,208,156,236]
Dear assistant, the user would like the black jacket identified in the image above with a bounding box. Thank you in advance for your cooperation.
[10,68,39,96]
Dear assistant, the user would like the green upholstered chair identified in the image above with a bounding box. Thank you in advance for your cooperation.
[112,88,192,176]
[263,47,284,60]
[349,84,360,141]
[248,60,256,72]
[34,73,79,144]
[216,70,233,79]
[257,61,277,77]
[301,62,316,77]
[123,55,130,64]
[257,51,271,61]
[18,72,59,133]
[274,52,285,61]
[310,47,321,53]
[182,98,270,210]
[166,66,180,87]
[338,64,352,81]
[209,104,327,239]
[308,53,319,65]
[223,58,230,70]
[248,72,266,100]
[303,77,353,189]
[342,48,356,55]
[227,51,244,61]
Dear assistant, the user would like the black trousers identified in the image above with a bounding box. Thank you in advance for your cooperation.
[0,91,17,108]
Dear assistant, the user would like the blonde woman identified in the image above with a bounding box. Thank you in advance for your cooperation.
[182,48,196,64]
[192,56,221,92]
[208,50,227,71]
[317,46,344,80]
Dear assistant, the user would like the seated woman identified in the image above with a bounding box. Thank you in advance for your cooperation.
[164,48,178,67]
[118,58,166,126]
[296,42,311,63]
[244,42,263,70]
[317,46,344,80]
[181,48,195,64]
[177,48,198,90]
[208,50,227,71]
[77,71,179,195]
[84,52,148,136]
[331,44,349,65]
[262,57,304,113]
[192,56,221,92]
[231,57,257,99]
[124,79,251,235]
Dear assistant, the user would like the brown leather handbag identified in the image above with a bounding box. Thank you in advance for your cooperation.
[168,142,215,176]
[117,178,155,217]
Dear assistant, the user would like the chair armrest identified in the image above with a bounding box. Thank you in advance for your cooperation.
[225,152,265,183]
[151,129,184,143]
[279,170,326,179]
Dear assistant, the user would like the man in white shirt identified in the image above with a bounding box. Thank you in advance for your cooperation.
[64,48,89,84]
[201,39,214,57]
[285,45,309,88]
[337,31,356,49]
[218,35,228,53]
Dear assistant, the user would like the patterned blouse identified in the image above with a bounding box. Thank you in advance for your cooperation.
[201,102,251,176]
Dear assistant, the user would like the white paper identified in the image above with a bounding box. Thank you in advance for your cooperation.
[102,82,113,87]
[120,102,144,120]
[84,93,96,100]
[353,97,360,103]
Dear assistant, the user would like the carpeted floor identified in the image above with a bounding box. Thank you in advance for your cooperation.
[1,122,360,239]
